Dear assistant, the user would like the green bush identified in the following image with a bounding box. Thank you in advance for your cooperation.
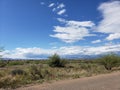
[99,54,120,70]
[48,54,67,67]
[48,54,61,67]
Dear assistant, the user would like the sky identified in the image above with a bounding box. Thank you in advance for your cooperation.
[0,0,120,59]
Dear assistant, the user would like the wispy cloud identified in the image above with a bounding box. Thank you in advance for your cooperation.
[50,18,95,43]
[58,18,95,27]
[40,2,45,5]
[97,1,120,41]
[106,33,120,40]
[52,8,56,12]
[92,40,101,44]
[48,3,55,7]
[46,2,67,16]
[57,3,65,9]
[57,9,66,15]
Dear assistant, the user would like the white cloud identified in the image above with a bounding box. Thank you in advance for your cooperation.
[84,44,120,55]
[57,3,65,9]
[97,1,120,40]
[92,40,101,44]
[57,9,66,15]
[52,8,56,12]
[43,2,66,16]
[106,33,120,40]
[48,3,55,7]
[50,18,95,43]
[57,18,95,27]
[1,47,54,59]
[1,44,120,59]
[50,26,89,43]
[67,21,95,27]
[57,18,66,23]
[40,2,45,5]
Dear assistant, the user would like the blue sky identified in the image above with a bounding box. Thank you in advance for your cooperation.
[0,0,120,59]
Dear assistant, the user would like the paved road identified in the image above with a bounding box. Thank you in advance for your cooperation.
[17,72,120,90]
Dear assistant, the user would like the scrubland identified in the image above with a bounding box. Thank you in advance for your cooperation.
[0,54,120,89]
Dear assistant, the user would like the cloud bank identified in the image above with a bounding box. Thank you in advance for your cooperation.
[1,43,120,59]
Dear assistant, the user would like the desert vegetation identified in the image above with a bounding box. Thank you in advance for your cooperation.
[99,54,120,70]
[0,53,120,89]
[48,53,68,67]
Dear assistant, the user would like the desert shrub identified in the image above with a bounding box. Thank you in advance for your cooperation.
[72,74,80,79]
[0,48,7,67]
[28,65,43,80]
[0,76,21,89]
[48,54,61,67]
[79,63,106,75]
[99,53,119,70]
[8,61,24,66]
[10,69,26,76]
[66,64,74,68]
[0,71,6,79]
[48,54,67,67]
[80,63,93,71]
[60,59,68,67]
[42,69,55,80]
[0,60,7,67]
[118,57,120,66]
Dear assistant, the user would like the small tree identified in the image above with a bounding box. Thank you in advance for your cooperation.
[48,54,67,67]
[99,53,119,70]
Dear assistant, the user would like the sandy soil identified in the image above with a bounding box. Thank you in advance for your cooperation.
[14,71,120,90]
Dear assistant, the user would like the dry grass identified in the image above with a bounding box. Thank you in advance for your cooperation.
[0,59,119,89]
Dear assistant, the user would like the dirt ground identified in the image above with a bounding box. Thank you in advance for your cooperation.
[14,71,120,90]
